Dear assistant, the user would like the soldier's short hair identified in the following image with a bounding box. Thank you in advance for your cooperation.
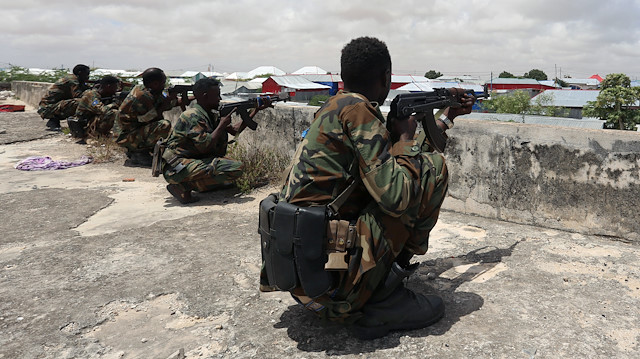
[341,37,391,88]
[141,68,166,86]
[100,75,120,86]
[72,64,90,76]
[193,78,221,97]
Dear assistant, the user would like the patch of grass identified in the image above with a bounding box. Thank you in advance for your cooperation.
[227,142,290,193]
[86,135,126,163]
[308,95,330,106]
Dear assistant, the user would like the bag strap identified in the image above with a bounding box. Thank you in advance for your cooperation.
[327,158,359,216]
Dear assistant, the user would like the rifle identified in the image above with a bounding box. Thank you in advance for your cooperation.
[100,90,129,105]
[388,87,487,152]
[219,94,289,130]
[167,84,194,95]
[167,85,195,111]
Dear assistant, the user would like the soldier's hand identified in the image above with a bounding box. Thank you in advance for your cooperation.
[220,107,235,129]
[254,96,273,112]
[392,113,419,142]
[448,91,475,120]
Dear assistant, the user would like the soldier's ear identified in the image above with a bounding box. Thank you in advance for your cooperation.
[381,68,391,89]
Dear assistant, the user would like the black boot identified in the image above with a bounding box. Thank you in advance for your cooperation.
[45,118,62,131]
[126,151,153,167]
[352,262,445,340]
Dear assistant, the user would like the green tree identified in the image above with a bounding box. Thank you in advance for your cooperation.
[554,77,569,87]
[498,71,516,78]
[0,65,68,83]
[424,70,442,79]
[523,69,548,81]
[483,90,532,117]
[583,73,640,130]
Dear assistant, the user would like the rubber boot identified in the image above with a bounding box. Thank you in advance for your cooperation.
[45,118,62,131]
[352,262,445,340]
[126,151,153,167]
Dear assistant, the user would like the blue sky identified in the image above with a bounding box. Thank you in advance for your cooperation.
[2,0,640,80]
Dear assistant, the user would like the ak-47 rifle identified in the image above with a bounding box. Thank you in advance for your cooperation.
[219,94,289,130]
[388,87,488,152]
[167,84,194,95]
[167,85,195,111]
[100,91,129,105]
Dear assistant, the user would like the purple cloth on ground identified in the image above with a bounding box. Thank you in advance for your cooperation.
[15,155,93,171]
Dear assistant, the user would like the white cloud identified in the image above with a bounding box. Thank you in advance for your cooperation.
[1,0,639,80]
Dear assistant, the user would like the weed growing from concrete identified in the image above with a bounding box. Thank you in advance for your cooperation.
[227,142,290,193]
[86,135,126,163]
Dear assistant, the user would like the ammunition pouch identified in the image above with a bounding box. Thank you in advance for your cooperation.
[67,117,88,138]
[151,139,166,177]
[259,194,336,298]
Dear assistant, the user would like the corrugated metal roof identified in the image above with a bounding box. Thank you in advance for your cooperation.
[436,75,483,84]
[298,74,342,82]
[533,90,599,108]
[269,76,331,90]
[392,75,429,83]
[292,66,328,75]
[488,78,542,85]
[247,66,286,78]
[395,82,435,92]
[564,78,600,86]
[466,112,605,129]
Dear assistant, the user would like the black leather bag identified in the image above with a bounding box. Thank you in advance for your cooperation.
[293,206,333,298]
[258,194,333,297]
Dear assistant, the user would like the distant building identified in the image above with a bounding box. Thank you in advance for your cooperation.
[292,66,328,75]
[486,78,556,96]
[436,74,483,84]
[390,75,430,89]
[563,78,601,90]
[298,74,342,95]
[262,75,331,101]
[531,90,600,118]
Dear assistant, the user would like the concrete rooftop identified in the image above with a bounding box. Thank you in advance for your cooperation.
[0,111,638,358]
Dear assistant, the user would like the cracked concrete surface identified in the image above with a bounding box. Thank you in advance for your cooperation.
[0,112,639,358]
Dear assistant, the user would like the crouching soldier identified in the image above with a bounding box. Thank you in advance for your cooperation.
[116,68,186,167]
[69,75,122,142]
[259,37,474,340]
[38,64,90,131]
[161,77,271,204]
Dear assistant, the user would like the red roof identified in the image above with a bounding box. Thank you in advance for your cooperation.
[589,74,603,82]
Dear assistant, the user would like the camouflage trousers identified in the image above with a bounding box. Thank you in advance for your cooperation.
[37,99,79,120]
[83,107,119,137]
[290,151,448,323]
[163,156,244,192]
[115,119,171,153]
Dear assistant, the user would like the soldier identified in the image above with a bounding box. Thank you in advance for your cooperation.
[116,68,186,167]
[38,64,90,131]
[70,75,122,142]
[162,78,270,204]
[260,37,475,339]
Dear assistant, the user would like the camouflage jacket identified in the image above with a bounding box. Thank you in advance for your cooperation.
[75,89,119,120]
[118,84,173,132]
[280,90,422,219]
[165,103,227,160]
[38,74,88,107]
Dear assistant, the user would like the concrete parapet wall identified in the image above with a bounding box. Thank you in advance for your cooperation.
[12,81,52,109]
[443,120,640,242]
[11,81,640,241]
[244,106,640,242]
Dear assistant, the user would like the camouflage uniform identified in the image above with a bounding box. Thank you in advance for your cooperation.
[262,91,448,323]
[115,84,172,152]
[162,104,243,192]
[75,89,120,136]
[37,74,88,120]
